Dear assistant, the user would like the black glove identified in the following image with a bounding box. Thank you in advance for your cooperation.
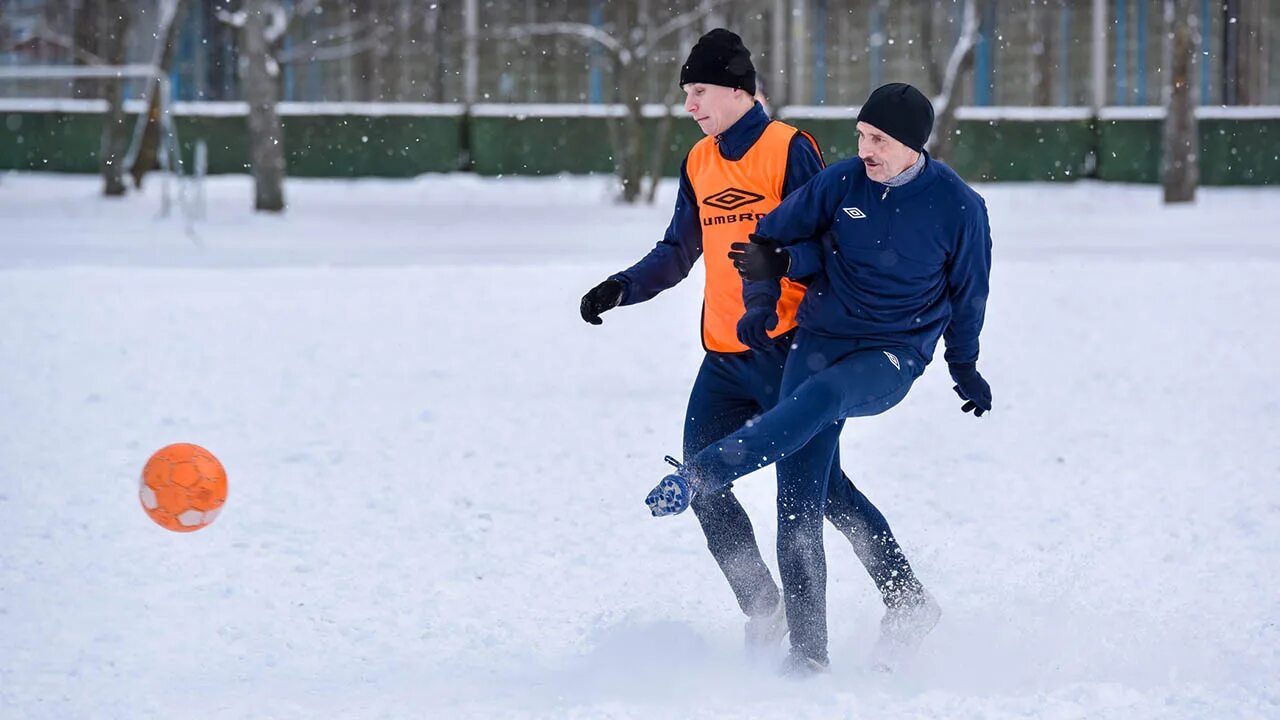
[949,362,992,417]
[729,233,790,281]
[580,278,624,325]
[736,305,779,350]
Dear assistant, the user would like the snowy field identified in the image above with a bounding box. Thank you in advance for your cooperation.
[1,171,1278,719]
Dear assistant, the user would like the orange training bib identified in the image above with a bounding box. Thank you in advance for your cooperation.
[686,121,817,353]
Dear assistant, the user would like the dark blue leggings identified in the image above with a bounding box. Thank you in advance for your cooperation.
[687,330,925,663]
[683,333,921,650]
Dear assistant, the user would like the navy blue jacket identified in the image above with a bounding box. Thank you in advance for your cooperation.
[611,102,824,309]
[756,154,991,365]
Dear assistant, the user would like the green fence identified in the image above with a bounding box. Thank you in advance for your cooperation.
[0,105,464,177]
[1,103,1276,185]
[1094,114,1280,185]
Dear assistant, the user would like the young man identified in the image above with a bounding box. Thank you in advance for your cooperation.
[581,31,929,655]
[646,83,993,675]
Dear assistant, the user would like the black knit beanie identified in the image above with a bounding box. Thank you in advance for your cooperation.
[679,28,756,95]
[856,83,935,152]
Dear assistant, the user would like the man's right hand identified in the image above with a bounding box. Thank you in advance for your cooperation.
[580,278,625,325]
[729,233,790,281]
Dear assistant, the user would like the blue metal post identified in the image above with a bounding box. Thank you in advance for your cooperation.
[283,29,294,98]
[973,0,994,105]
[589,0,603,104]
[171,6,190,101]
[1136,0,1147,103]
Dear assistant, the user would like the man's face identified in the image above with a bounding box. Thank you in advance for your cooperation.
[684,83,748,137]
[857,121,919,182]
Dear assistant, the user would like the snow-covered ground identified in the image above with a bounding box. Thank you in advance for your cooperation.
[1,172,1278,719]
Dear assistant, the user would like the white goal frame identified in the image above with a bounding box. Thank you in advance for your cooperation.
[0,64,204,230]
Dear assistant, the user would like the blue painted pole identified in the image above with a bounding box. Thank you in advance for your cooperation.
[589,0,603,104]
[170,7,188,101]
[973,0,993,105]
[1136,0,1147,103]
[283,14,295,101]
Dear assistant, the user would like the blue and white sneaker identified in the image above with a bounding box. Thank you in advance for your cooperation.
[645,456,695,517]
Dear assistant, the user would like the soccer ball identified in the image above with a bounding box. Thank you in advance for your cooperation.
[139,443,227,532]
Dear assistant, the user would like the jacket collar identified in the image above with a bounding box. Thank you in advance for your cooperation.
[715,101,770,161]
[873,151,940,199]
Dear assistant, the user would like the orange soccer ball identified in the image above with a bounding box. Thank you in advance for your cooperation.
[139,443,227,532]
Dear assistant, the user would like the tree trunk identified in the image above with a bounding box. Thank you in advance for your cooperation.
[646,85,681,204]
[616,63,645,204]
[1162,0,1199,204]
[1224,0,1264,105]
[129,0,192,189]
[243,0,287,212]
[100,0,129,197]
[73,0,103,99]
[391,0,413,101]
[918,3,945,95]
[356,1,384,101]
[463,0,478,105]
[928,0,980,163]
[423,2,444,101]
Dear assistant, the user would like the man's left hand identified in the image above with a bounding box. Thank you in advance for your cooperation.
[736,306,779,351]
[949,362,992,417]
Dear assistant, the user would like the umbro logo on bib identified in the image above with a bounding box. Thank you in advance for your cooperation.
[843,207,866,219]
[704,187,766,211]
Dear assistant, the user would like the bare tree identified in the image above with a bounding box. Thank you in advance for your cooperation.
[646,83,683,204]
[924,0,981,162]
[242,0,286,210]
[389,0,413,100]
[218,1,292,211]
[72,0,102,99]
[500,0,736,204]
[1222,0,1264,105]
[218,0,323,211]
[275,10,389,76]
[918,1,946,95]
[355,1,384,101]
[128,0,192,189]
[100,0,129,197]
[50,0,127,194]
[423,2,445,101]
[1162,0,1199,204]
